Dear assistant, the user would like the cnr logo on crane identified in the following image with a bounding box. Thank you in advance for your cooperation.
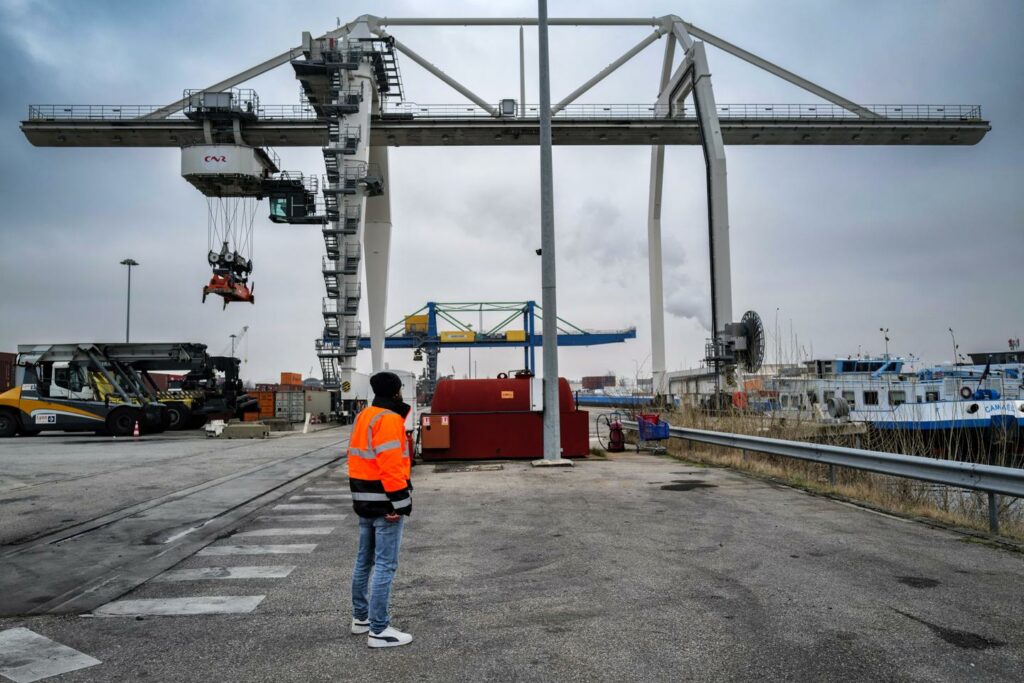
[204,155,227,162]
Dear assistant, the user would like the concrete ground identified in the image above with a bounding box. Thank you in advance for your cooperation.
[1,448,1022,682]
[0,428,345,546]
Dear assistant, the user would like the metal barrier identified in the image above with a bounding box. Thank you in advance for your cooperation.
[623,421,1023,532]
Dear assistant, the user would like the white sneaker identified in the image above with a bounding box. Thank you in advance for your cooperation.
[367,625,413,648]
[351,618,370,635]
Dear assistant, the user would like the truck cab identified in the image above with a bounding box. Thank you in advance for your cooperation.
[0,344,168,438]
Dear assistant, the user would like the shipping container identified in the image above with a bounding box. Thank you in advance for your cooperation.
[280,372,303,386]
[242,411,262,422]
[505,330,527,343]
[275,390,305,422]
[581,375,616,391]
[252,390,276,418]
[304,390,331,418]
[440,330,476,343]
[404,315,429,334]
[0,352,15,393]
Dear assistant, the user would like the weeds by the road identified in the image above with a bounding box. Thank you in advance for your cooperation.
[648,408,1024,542]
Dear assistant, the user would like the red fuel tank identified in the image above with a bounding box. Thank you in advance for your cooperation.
[422,377,589,461]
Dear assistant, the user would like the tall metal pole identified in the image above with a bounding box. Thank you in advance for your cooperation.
[537,0,562,462]
[519,26,526,118]
[120,258,138,343]
[126,265,131,344]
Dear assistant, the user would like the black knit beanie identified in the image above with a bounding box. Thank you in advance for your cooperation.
[370,371,402,398]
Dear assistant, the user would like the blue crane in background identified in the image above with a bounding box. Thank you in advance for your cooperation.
[358,301,636,402]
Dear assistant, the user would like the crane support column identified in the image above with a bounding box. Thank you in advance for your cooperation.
[364,144,391,373]
[647,35,675,400]
[689,41,732,342]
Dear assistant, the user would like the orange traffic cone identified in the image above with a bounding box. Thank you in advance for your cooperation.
[133,421,140,438]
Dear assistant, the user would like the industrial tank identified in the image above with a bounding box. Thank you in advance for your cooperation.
[421,376,589,461]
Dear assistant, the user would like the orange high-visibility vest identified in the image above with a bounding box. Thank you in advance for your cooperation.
[347,406,412,517]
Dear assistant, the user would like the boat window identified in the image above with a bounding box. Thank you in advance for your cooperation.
[925,391,939,402]
[863,390,879,406]
[781,395,790,407]
[807,390,818,404]
[889,390,906,406]
[842,390,855,405]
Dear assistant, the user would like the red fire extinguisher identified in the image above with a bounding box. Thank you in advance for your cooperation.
[607,418,625,453]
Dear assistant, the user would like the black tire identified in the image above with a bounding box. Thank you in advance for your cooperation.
[165,403,192,431]
[106,408,139,437]
[0,411,19,438]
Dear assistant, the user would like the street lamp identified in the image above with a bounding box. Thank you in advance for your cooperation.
[120,258,139,343]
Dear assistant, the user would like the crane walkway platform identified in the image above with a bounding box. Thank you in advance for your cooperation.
[21,103,990,147]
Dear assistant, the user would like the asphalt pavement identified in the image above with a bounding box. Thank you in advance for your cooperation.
[1,446,1022,682]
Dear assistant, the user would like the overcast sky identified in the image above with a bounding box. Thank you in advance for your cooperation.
[0,0,1021,384]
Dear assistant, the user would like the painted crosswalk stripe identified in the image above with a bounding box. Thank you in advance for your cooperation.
[198,544,317,556]
[0,628,101,683]
[234,527,335,537]
[304,488,348,493]
[93,596,265,617]
[151,566,297,582]
[257,514,346,521]
[289,495,349,501]
[273,503,335,511]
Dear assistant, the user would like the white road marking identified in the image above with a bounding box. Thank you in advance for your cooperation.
[93,596,265,617]
[0,628,101,683]
[234,527,335,537]
[197,544,317,556]
[288,495,350,501]
[273,503,335,510]
[303,487,348,493]
[150,566,297,582]
[257,514,346,521]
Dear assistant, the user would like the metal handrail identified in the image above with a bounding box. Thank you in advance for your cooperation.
[27,102,985,122]
[622,421,1024,498]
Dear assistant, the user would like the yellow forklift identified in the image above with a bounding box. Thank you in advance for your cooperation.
[0,344,169,437]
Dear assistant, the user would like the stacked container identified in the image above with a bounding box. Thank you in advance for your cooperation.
[0,352,15,393]
[280,372,303,387]
[275,390,306,422]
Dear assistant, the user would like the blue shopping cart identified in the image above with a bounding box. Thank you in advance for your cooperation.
[636,413,670,453]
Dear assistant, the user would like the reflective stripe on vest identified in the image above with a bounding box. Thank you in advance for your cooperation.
[351,492,390,501]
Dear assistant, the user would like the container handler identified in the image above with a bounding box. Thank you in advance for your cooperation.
[0,344,169,437]
[117,343,254,429]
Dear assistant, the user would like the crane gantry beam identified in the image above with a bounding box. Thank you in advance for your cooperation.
[20,109,988,147]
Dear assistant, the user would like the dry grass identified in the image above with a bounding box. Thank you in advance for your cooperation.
[641,407,1024,542]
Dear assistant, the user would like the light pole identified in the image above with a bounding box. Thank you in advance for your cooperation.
[879,327,890,359]
[120,259,139,343]
[537,0,564,464]
[230,334,238,359]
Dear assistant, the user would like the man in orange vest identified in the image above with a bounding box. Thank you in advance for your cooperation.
[348,371,414,648]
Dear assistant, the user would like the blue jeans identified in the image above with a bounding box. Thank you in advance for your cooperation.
[351,515,405,634]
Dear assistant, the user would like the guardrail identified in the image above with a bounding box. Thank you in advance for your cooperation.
[622,421,1022,533]
[27,103,984,122]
